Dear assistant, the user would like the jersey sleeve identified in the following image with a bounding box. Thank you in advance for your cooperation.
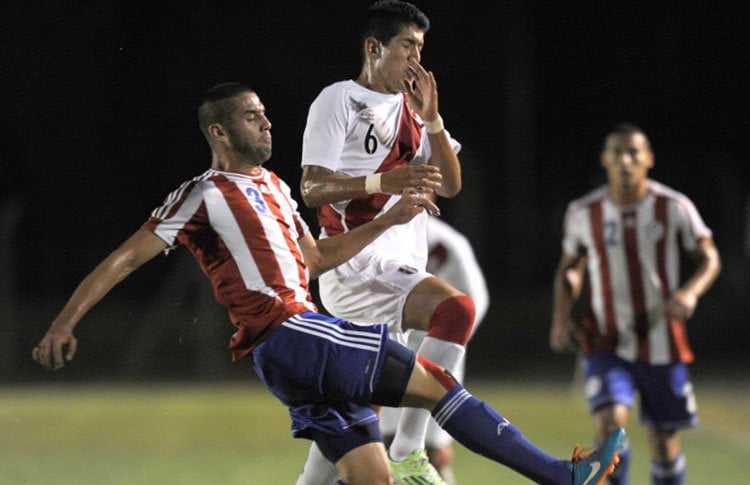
[673,196,712,252]
[412,127,462,164]
[142,180,207,249]
[561,201,585,257]
[301,84,349,171]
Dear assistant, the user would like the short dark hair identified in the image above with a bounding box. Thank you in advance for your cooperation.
[198,82,254,141]
[362,0,430,45]
[604,122,652,149]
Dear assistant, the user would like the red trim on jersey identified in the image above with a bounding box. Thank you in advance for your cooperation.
[589,201,618,351]
[320,93,423,235]
[655,196,694,363]
[622,211,650,361]
[318,205,346,236]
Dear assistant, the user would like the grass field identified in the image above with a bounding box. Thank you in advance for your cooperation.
[2,381,748,484]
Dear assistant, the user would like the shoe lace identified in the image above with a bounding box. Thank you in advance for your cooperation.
[571,444,593,462]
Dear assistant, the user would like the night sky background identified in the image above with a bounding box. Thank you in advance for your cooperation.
[2,1,749,382]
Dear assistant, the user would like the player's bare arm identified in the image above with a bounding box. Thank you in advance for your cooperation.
[550,252,586,353]
[300,164,443,208]
[404,59,461,198]
[32,228,168,371]
[300,188,439,279]
[666,237,721,321]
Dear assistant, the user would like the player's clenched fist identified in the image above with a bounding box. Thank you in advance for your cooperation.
[32,324,78,371]
[381,164,442,194]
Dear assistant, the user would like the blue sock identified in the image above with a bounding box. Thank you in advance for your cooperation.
[651,453,686,485]
[432,383,570,485]
[607,437,630,485]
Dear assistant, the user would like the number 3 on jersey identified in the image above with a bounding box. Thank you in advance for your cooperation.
[364,124,377,154]
[245,187,268,213]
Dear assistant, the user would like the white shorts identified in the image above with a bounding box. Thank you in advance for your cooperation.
[318,248,431,333]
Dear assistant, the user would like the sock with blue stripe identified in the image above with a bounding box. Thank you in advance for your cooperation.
[432,383,570,484]
[651,453,686,485]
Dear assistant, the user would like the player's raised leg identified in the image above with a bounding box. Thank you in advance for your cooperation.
[388,277,474,482]
[387,344,625,485]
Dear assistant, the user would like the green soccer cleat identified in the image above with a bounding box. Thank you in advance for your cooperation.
[570,427,626,485]
[390,448,448,485]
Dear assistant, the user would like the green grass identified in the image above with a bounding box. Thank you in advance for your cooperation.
[1,382,748,484]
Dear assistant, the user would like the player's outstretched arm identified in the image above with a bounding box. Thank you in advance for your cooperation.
[300,188,440,279]
[32,229,168,370]
[300,164,442,208]
[403,59,461,198]
[550,252,586,353]
[666,237,721,320]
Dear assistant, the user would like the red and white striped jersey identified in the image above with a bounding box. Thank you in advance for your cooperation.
[562,180,712,364]
[301,80,461,270]
[142,168,316,361]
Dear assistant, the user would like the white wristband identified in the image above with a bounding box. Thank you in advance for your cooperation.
[424,115,444,134]
[365,173,382,194]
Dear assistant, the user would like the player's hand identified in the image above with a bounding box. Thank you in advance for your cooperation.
[550,316,579,353]
[403,59,439,124]
[32,323,78,371]
[380,164,442,195]
[665,288,698,321]
[381,188,440,225]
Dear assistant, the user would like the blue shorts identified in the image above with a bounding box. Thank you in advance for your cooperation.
[583,351,698,430]
[251,311,413,460]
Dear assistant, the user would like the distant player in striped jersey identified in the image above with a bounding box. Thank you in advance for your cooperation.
[550,122,721,485]
[32,82,625,485]
[297,2,472,483]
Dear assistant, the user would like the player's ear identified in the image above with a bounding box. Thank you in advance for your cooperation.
[208,123,227,142]
[646,150,655,169]
[364,36,383,60]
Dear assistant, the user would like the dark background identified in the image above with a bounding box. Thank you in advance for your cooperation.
[2,1,748,383]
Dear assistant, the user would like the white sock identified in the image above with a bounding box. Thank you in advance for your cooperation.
[388,336,465,461]
[296,442,338,485]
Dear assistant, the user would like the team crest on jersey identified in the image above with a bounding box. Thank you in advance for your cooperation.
[398,265,418,275]
[646,220,665,241]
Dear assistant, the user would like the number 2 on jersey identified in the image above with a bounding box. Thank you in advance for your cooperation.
[364,124,377,154]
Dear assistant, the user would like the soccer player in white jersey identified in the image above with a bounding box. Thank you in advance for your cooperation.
[380,216,490,483]
[550,122,721,485]
[32,83,625,485]
[297,2,472,483]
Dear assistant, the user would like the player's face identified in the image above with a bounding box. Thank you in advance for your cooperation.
[376,24,425,93]
[601,132,653,193]
[224,92,272,164]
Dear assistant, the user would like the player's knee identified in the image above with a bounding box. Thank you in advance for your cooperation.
[427,294,475,346]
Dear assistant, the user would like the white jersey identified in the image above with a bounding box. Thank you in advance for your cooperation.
[562,180,712,364]
[426,217,489,328]
[301,80,461,270]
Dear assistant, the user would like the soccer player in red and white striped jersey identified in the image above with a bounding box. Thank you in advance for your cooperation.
[550,122,721,485]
